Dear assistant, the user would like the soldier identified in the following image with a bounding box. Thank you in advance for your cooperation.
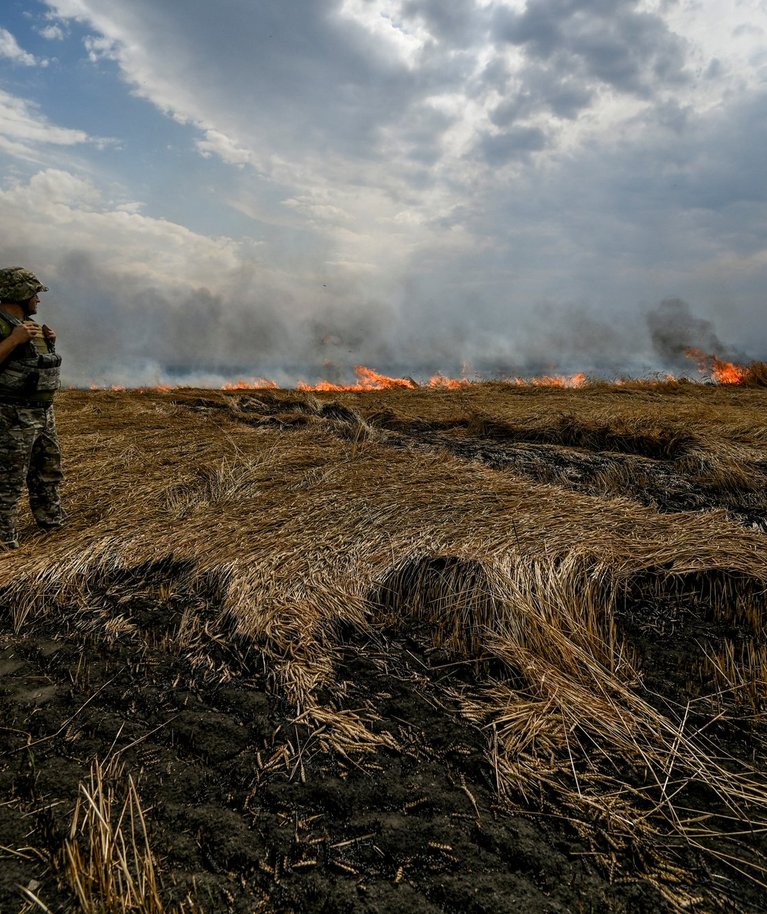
[0,267,64,550]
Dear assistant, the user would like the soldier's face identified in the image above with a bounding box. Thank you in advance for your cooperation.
[23,294,40,316]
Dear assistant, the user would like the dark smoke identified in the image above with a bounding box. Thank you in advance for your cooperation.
[646,298,731,366]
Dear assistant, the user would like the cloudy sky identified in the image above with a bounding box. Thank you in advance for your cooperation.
[0,0,765,385]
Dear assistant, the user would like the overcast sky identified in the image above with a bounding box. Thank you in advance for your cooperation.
[0,0,765,385]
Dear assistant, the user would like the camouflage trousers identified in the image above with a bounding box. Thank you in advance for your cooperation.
[0,404,64,548]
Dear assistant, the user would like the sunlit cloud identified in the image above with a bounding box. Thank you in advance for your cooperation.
[0,89,93,160]
[0,26,46,66]
[37,23,66,41]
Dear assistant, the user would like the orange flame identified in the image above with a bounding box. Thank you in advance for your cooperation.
[81,357,761,392]
[297,365,418,391]
[685,349,749,384]
[427,373,474,389]
[297,366,588,391]
[502,372,587,389]
[85,366,590,392]
[221,378,279,390]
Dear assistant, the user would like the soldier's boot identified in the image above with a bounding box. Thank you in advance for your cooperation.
[0,521,19,550]
[31,498,65,530]
[0,506,20,550]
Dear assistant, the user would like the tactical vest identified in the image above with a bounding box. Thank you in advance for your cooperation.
[0,310,62,402]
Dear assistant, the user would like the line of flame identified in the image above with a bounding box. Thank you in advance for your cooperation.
[81,355,757,392]
[294,365,589,392]
[297,365,417,392]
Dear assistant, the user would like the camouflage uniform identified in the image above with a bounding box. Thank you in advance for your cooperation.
[0,404,64,548]
[0,268,63,549]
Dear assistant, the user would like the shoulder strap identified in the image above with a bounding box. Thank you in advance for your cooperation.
[0,310,35,355]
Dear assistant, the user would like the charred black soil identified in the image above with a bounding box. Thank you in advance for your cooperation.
[0,596,667,914]
[1,580,766,914]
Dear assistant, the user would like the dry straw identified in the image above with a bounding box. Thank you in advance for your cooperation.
[63,759,198,914]
[3,385,767,906]
[19,758,199,914]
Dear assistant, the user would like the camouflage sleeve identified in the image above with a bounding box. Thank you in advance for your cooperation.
[0,317,10,341]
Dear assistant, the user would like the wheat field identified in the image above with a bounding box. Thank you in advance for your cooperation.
[1,382,766,914]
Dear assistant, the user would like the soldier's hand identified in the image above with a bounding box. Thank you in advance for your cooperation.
[9,322,39,344]
[42,324,56,344]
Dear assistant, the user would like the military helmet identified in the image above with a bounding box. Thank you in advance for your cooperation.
[0,266,49,303]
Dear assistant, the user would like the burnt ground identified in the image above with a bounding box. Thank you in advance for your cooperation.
[1,580,766,914]
[1,395,766,913]
[392,430,767,530]
[0,597,672,914]
[358,411,767,531]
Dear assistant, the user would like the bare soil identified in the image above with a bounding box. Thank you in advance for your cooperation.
[0,595,675,914]
[2,565,766,912]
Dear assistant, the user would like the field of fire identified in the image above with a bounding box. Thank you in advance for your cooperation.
[1,370,767,914]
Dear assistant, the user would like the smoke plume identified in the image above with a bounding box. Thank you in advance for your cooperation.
[646,298,731,367]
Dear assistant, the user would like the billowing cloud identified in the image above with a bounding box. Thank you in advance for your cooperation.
[38,24,66,41]
[492,0,689,97]
[0,0,760,384]
[0,169,407,385]
[402,0,486,47]
[479,124,548,164]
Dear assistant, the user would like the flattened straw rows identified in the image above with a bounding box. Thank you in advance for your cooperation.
[343,382,767,443]
[3,396,765,768]
[373,553,621,668]
[676,446,767,494]
[372,555,511,655]
[460,412,698,460]
[3,394,764,690]
[3,392,767,635]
